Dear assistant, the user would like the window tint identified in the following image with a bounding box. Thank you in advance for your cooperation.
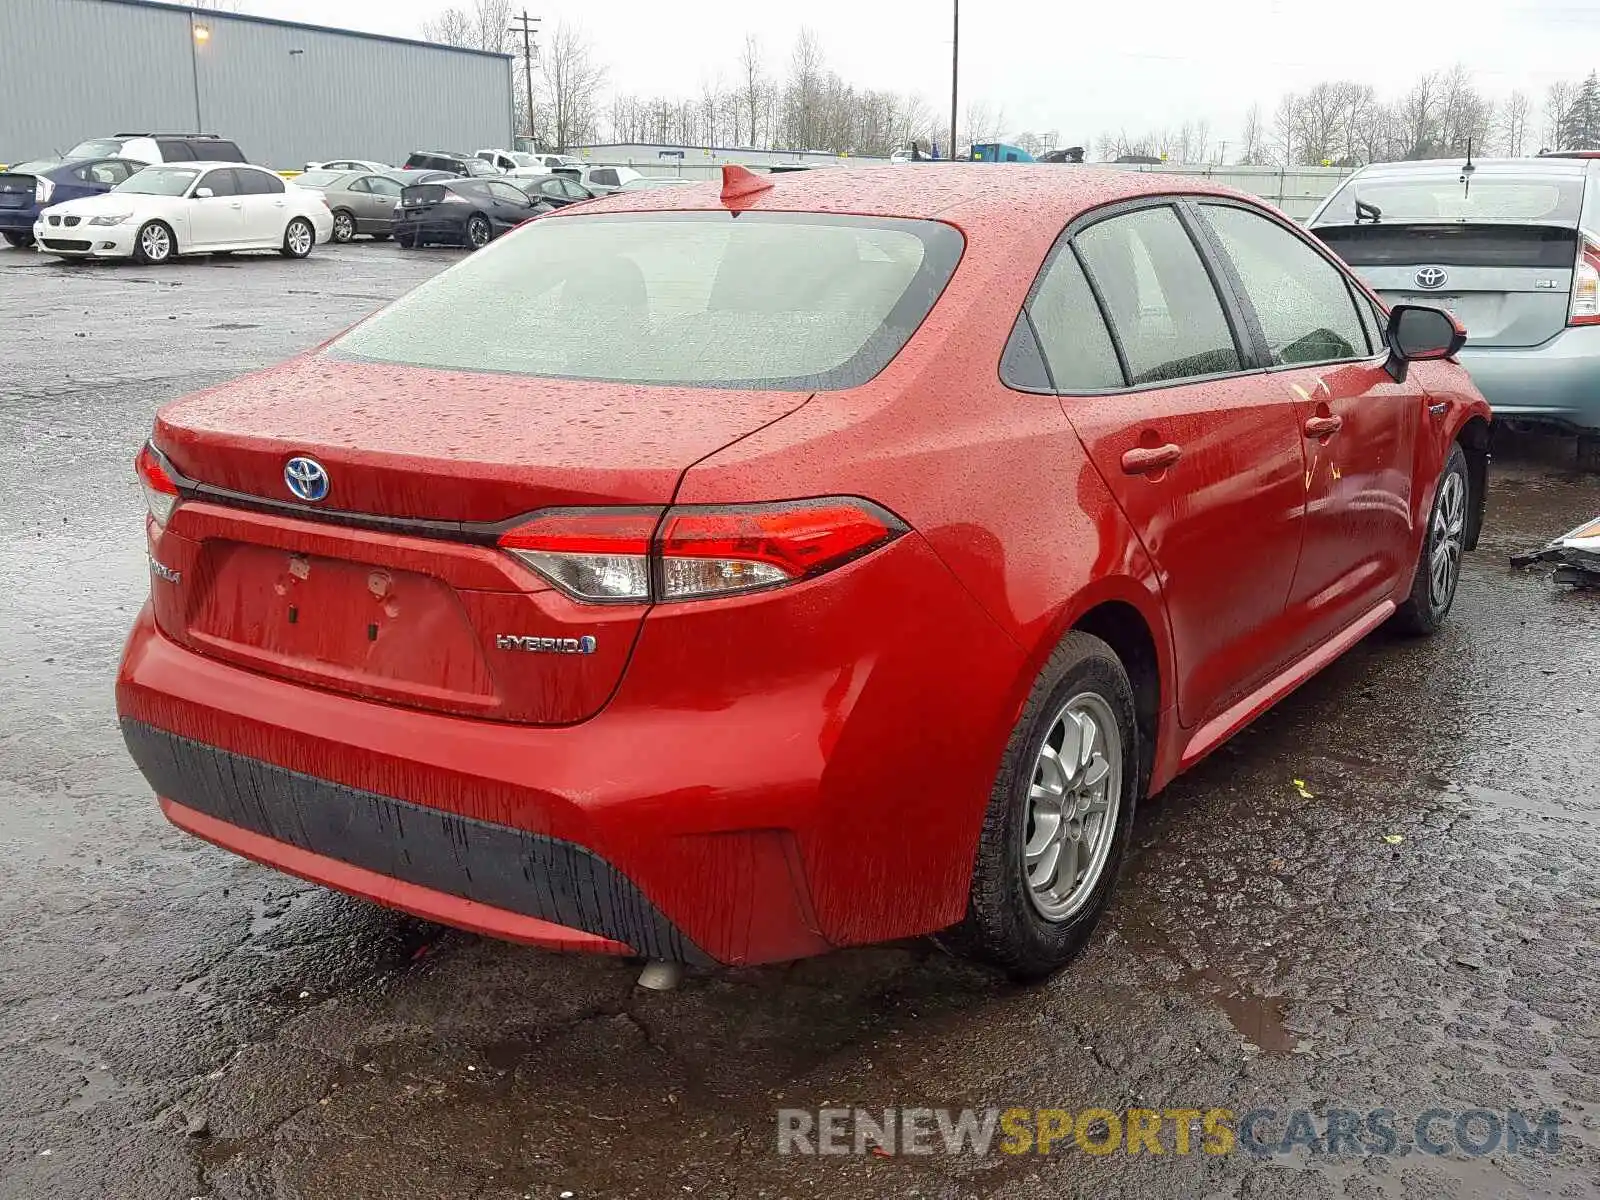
[207,141,245,162]
[197,168,239,197]
[591,169,619,187]
[331,213,963,390]
[90,160,134,185]
[488,181,528,204]
[1075,206,1241,385]
[157,140,195,161]
[563,179,589,199]
[236,169,285,195]
[1027,247,1124,390]
[1202,203,1367,365]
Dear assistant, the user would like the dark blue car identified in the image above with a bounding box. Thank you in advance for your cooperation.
[0,158,144,247]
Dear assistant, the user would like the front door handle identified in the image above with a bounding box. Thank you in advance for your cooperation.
[1304,414,1344,438]
[1121,444,1182,475]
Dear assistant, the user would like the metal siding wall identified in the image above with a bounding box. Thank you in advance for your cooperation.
[0,0,513,169]
[195,14,513,168]
[0,0,194,160]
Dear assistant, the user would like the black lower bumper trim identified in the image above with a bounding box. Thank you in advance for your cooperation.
[121,719,709,963]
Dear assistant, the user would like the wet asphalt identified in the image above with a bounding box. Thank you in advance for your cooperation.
[1,241,1597,1200]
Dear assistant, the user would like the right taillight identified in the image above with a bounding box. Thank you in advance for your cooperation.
[136,442,180,527]
[498,498,906,604]
[1570,237,1600,326]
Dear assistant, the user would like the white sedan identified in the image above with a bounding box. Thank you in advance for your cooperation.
[34,162,333,263]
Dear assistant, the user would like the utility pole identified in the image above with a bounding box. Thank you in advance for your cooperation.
[948,0,959,160]
[509,11,540,147]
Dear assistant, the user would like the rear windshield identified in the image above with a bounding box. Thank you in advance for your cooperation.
[329,212,964,389]
[295,170,347,188]
[1318,224,1580,269]
[66,139,125,159]
[4,160,56,176]
[115,167,198,196]
[1318,172,1584,226]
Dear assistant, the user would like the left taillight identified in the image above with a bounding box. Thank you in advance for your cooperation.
[136,443,180,527]
[1570,237,1600,326]
[497,498,906,604]
[35,177,53,204]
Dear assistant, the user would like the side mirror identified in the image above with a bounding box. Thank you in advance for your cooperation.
[194,186,214,198]
[1384,303,1466,383]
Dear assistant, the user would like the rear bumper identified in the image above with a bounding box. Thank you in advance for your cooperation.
[1458,328,1600,432]
[396,212,468,245]
[115,532,1024,964]
[0,205,41,232]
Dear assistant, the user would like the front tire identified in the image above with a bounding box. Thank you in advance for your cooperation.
[1392,442,1469,636]
[280,217,315,259]
[131,220,175,265]
[465,214,491,249]
[944,632,1140,980]
[330,208,356,243]
[3,230,33,248]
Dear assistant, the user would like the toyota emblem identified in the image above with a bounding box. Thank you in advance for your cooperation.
[1415,266,1448,290]
[284,456,330,503]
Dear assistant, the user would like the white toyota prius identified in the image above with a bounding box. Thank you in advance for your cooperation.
[34,162,333,263]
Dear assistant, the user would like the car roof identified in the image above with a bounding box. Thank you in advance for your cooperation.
[562,163,1260,233]
[1350,156,1591,179]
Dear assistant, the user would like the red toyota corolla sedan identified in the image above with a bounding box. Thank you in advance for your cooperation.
[117,165,1491,979]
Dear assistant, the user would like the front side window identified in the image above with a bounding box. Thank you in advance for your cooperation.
[197,169,239,197]
[330,212,963,390]
[1202,203,1368,365]
[1074,206,1242,385]
[1026,247,1124,390]
[115,167,199,196]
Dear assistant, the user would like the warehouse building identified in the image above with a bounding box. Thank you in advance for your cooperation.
[0,0,513,171]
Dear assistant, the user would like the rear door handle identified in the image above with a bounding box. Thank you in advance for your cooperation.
[1121,444,1182,475]
[1304,415,1344,438]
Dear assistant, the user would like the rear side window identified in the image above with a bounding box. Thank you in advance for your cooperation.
[1201,203,1368,365]
[207,141,245,162]
[156,140,194,161]
[236,169,285,195]
[1025,247,1123,390]
[330,212,964,390]
[1075,206,1242,385]
[366,176,401,198]
[591,169,619,187]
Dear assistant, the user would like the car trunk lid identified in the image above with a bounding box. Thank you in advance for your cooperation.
[148,355,808,724]
[0,172,37,209]
[1317,223,1579,348]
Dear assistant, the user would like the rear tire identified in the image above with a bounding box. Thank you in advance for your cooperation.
[131,220,174,265]
[942,632,1140,981]
[280,217,315,259]
[1392,441,1470,636]
[3,230,32,248]
[465,214,491,249]
[330,208,356,243]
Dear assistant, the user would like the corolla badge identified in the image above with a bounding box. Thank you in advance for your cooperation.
[1415,266,1448,290]
[284,456,330,502]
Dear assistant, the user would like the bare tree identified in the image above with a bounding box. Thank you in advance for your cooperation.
[541,21,604,151]
[1502,90,1531,156]
[784,28,827,150]
[1397,71,1441,158]
[421,5,474,47]
[963,100,1005,148]
[736,34,767,148]
[1238,103,1268,165]
[1543,80,1576,151]
[1272,94,1299,166]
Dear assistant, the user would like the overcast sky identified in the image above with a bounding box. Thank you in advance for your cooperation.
[243,0,1600,146]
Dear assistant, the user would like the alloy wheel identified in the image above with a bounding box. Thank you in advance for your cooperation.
[286,220,313,257]
[140,224,171,262]
[333,211,354,242]
[1023,692,1122,922]
[468,217,490,248]
[1430,470,1466,613]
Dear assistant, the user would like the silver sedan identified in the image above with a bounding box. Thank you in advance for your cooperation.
[293,169,407,243]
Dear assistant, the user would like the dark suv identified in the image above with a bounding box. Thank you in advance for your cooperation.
[63,134,246,165]
[403,151,500,177]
